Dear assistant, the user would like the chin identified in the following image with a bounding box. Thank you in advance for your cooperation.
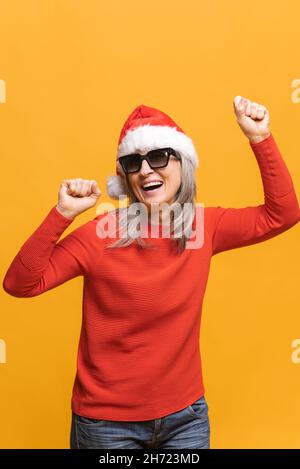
[148,198,168,205]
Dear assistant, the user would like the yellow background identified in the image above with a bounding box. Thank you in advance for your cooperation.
[1,0,300,449]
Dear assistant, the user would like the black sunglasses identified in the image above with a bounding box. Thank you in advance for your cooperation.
[118,147,179,174]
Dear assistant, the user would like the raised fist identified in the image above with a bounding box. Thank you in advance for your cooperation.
[56,178,101,219]
[233,95,271,143]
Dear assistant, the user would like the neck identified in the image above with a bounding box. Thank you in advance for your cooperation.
[147,203,172,226]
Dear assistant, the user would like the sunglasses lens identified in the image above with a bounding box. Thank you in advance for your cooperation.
[121,155,141,173]
[148,150,169,168]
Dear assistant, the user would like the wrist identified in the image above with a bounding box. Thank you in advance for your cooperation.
[55,205,76,220]
[248,132,271,144]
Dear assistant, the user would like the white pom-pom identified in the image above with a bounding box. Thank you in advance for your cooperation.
[106,175,127,199]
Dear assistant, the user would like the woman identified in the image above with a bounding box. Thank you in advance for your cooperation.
[3,97,300,449]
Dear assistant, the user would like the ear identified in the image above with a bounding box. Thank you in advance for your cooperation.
[116,161,126,178]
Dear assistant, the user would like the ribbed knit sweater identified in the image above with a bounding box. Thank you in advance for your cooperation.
[3,133,300,421]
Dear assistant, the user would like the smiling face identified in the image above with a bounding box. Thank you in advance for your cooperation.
[126,152,182,214]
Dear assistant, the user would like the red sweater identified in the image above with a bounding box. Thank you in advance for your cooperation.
[3,134,300,421]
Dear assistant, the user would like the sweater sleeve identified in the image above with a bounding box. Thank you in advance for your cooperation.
[2,206,92,298]
[211,133,300,256]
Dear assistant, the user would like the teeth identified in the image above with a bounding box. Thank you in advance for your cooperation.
[142,181,163,189]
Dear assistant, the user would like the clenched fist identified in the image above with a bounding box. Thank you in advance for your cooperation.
[233,96,271,143]
[56,178,101,219]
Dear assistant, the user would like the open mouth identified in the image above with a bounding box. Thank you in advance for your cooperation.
[141,181,164,192]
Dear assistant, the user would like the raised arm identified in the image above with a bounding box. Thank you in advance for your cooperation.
[211,96,300,255]
[2,178,101,297]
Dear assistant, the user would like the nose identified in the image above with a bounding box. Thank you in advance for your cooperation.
[139,158,154,176]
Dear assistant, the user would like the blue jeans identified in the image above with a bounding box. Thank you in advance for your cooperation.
[70,395,210,449]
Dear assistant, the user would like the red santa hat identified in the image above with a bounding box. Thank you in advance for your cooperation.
[107,104,199,199]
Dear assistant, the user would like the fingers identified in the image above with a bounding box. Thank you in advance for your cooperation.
[64,179,81,196]
[246,101,264,120]
[61,178,101,197]
[234,95,268,120]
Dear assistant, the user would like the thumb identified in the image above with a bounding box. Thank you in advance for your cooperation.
[91,181,101,197]
[233,95,247,118]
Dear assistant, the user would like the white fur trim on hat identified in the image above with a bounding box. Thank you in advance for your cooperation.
[117,124,199,168]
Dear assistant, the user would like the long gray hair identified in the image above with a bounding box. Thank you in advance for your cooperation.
[105,151,197,254]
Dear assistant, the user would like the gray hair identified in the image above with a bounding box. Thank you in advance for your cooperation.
[105,151,197,254]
